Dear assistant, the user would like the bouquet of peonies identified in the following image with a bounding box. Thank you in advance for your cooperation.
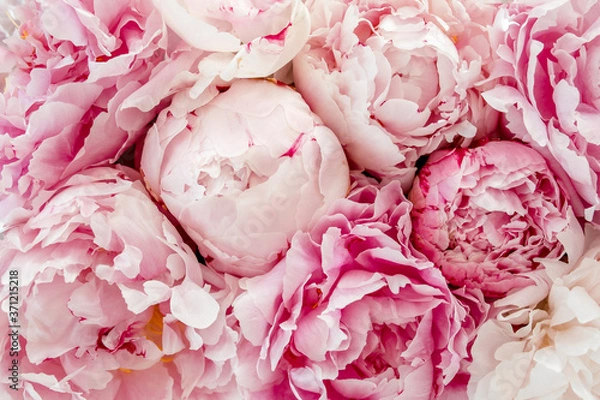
[1,0,600,398]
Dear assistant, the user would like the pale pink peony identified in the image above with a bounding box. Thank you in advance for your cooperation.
[233,181,477,399]
[152,0,310,81]
[409,141,571,298]
[116,0,312,125]
[111,0,312,137]
[293,0,499,185]
[483,0,600,221]
[468,220,600,400]
[0,0,167,230]
[0,166,236,398]
[141,78,350,277]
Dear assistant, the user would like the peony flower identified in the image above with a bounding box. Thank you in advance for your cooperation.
[483,0,600,222]
[409,141,571,298]
[152,0,310,81]
[164,273,243,399]
[118,0,313,125]
[114,0,314,140]
[293,0,499,185]
[141,78,350,277]
[0,0,167,230]
[232,181,477,399]
[0,166,233,398]
[468,220,600,400]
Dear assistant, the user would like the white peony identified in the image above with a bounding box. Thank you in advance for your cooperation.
[468,218,600,400]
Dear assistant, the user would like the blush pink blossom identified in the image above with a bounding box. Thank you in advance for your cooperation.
[293,0,499,185]
[0,0,167,230]
[409,141,571,298]
[141,79,350,277]
[483,0,600,221]
[116,0,312,126]
[152,0,310,81]
[110,0,313,136]
[0,166,232,398]
[233,181,477,399]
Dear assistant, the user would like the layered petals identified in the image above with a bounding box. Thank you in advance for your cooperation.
[484,0,600,221]
[293,0,499,184]
[141,78,350,277]
[0,0,167,229]
[0,166,229,397]
[152,0,310,80]
[409,141,571,298]
[468,221,600,399]
[233,181,479,399]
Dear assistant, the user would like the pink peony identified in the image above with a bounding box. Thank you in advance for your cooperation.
[468,220,600,400]
[0,0,167,229]
[293,0,499,185]
[0,166,234,398]
[118,0,312,124]
[152,0,310,81]
[141,78,350,277]
[483,0,600,221]
[111,0,313,136]
[233,181,476,399]
[409,141,571,298]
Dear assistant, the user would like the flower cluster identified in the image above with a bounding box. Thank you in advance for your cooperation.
[1,0,599,398]
[0,167,231,398]
[233,182,479,399]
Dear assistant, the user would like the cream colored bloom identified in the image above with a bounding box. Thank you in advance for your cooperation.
[468,219,600,400]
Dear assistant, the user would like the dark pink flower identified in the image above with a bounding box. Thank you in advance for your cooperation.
[409,141,571,298]
[233,181,477,399]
